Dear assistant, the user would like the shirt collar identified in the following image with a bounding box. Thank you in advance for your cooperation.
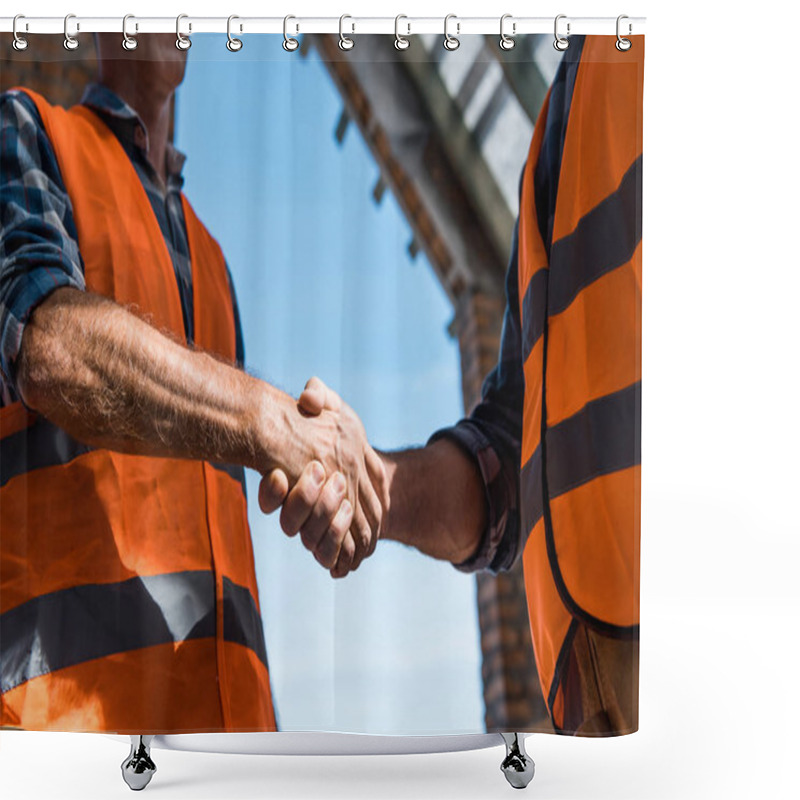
[80,83,187,183]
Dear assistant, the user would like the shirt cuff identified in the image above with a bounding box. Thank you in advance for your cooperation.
[0,266,82,395]
[428,420,521,574]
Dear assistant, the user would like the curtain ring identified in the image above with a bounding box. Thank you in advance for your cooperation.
[499,14,516,51]
[122,14,138,51]
[12,15,28,51]
[616,14,632,51]
[63,13,79,51]
[553,14,570,51]
[176,14,192,50]
[394,14,410,51]
[283,15,299,51]
[227,15,243,51]
[443,14,460,51]
[339,14,354,51]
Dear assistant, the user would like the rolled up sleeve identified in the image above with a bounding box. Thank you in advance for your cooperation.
[429,221,526,574]
[0,90,85,396]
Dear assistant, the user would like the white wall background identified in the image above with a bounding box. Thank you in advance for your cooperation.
[2,1,798,798]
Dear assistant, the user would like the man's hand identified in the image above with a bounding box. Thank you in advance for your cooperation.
[259,378,388,579]
[16,290,387,580]
[260,377,487,575]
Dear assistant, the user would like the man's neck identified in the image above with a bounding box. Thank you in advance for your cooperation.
[99,73,173,186]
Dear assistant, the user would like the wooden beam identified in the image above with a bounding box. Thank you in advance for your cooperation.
[310,34,505,302]
[400,53,515,265]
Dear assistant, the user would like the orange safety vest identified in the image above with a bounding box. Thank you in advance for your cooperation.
[518,37,643,732]
[0,89,276,733]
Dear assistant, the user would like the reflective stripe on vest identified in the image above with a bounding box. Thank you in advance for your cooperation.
[0,412,247,491]
[0,89,276,733]
[517,37,643,730]
[0,572,267,694]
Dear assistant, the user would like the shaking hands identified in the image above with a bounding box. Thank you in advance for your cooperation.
[259,377,388,579]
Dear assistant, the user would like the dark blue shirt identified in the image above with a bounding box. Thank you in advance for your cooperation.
[430,222,525,575]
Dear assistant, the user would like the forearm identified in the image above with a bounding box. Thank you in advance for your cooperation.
[380,438,486,564]
[16,287,294,472]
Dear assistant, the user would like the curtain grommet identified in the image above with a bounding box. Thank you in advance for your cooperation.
[226,15,243,52]
[616,15,632,51]
[283,15,299,51]
[176,14,192,51]
[554,14,570,51]
[122,14,138,51]
[12,14,28,51]
[394,14,410,51]
[63,13,79,51]
[499,14,516,51]
[443,14,460,51]
[339,14,355,51]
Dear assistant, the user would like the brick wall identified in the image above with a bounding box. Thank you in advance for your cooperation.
[453,288,552,732]
[1,35,98,104]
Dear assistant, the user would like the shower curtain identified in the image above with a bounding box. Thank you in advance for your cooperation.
[0,29,643,741]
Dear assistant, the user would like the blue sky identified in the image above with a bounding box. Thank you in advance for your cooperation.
[175,35,484,734]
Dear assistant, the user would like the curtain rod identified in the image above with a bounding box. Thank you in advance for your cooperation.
[0,16,646,37]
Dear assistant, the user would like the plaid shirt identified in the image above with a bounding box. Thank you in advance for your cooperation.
[430,221,525,575]
[433,44,583,576]
[0,83,244,405]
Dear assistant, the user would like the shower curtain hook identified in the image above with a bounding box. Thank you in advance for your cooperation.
[283,15,299,51]
[12,15,28,51]
[443,14,460,51]
[553,14,570,51]
[499,14,516,50]
[339,14,355,50]
[394,15,410,51]
[63,13,79,51]
[616,14,632,51]
[122,14,138,51]
[176,14,192,50]
[226,15,243,51]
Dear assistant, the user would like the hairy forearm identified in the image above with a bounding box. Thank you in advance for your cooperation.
[16,287,293,472]
[380,438,486,565]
